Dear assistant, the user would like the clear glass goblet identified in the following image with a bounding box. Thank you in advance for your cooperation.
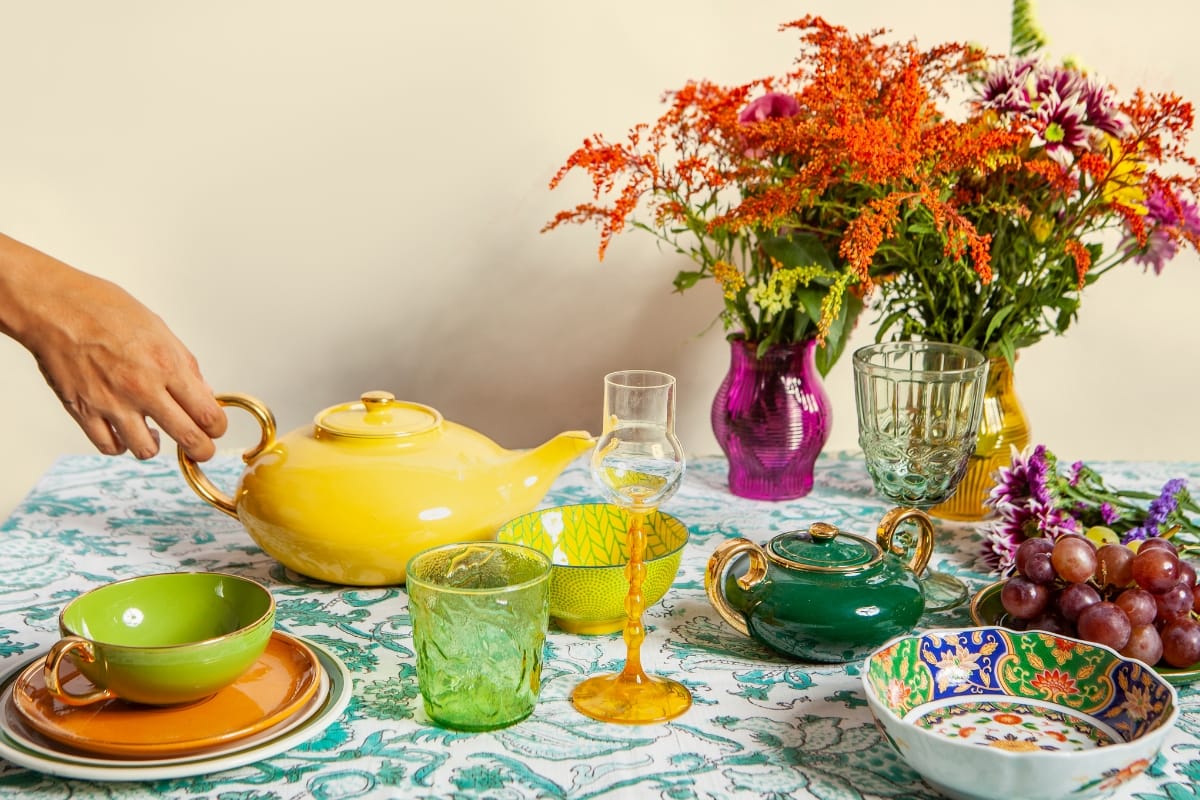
[570,370,693,724]
[852,342,990,610]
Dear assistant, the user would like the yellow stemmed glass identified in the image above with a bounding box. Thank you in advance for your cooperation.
[570,370,692,724]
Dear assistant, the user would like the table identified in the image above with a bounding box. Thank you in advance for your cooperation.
[0,452,1198,799]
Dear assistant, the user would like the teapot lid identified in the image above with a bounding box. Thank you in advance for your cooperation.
[315,391,443,439]
[767,522,882,574]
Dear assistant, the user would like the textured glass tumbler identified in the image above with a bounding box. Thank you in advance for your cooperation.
[852,342,989,509]
[711,338,832,500]
[407,542,551,731]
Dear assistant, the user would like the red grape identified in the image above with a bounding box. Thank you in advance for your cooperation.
[1052,536,1098,583]
[1161,617,1200,668]
[1001,577,1051,619]
[1022,552,1057,585]
[1016,538,1054,576]
[1115,588,1158,627]
[1155,582,1195,621]
[1123,624,1165,666]
[997,536,1200,672]
[1057,582,1101,623]
[1139,537,1179,556]
[1132,548,1182,593]
[1180,561,1197,588]
[1076,602,1132,651]
[1096,544,1135,588]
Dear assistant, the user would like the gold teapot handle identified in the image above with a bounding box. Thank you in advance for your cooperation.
[178,393,276,519]
[876,507,935,577]
[704,538,769,637]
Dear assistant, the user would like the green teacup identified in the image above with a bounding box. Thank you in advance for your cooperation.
[45,572,276,706]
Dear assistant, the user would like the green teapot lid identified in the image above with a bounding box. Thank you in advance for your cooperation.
[767,522,882,573]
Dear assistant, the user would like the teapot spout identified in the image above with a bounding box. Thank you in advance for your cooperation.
[515,430,595,494]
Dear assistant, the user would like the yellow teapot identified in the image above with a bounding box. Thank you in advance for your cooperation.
[179,391,595,586]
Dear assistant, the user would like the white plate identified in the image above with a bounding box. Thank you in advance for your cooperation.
[0,635,351,781]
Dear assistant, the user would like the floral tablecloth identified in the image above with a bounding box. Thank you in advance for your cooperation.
[1,452,1198,800]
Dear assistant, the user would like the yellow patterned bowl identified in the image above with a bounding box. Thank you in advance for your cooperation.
[496,503,689,635]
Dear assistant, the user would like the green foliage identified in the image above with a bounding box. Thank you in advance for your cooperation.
[1010,0,1048,57]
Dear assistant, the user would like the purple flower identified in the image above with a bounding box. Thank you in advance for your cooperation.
[1034,66,1083,107]
[1068,460,1085,487]
[1123,525,1152,544]
[1080,78,1127,135]
[1121,478,1187,543]
[1149,478,1187,524]
[978,58,1038,113]
[986,444,1055,511]
[1132,186,1200,274]
[978,60,1121,165]
[981,444,1198,569]
[982,444,1080,574]
[739,92,801,124]
[1033,87,1089,165]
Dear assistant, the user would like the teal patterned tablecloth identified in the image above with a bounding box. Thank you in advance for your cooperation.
[1,452,1199,799]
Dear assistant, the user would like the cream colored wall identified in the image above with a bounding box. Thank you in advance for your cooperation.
[1,1,1197,516]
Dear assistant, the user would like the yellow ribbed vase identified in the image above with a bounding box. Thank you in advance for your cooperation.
[931,357,1031,521]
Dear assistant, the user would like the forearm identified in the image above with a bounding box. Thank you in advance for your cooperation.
[0,232,64,346]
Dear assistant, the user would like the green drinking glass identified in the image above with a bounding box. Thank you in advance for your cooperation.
[852,341,989,612]
[852,342,989,509]
[406,542,551,731]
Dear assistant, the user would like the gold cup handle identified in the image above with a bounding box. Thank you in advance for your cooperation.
[876,507,935,577]
[704,538,769,637]
[178,393,277,519]
[44,637,115,707]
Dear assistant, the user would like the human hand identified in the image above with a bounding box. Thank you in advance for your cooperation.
[0,235,227,460]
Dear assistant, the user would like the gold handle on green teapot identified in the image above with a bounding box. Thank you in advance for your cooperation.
[178,393,276,519]
[876,507,935,577]
[704,538,769,637]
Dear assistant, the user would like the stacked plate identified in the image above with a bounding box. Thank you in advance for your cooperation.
[0,631,351,781]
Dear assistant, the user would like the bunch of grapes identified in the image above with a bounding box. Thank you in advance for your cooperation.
[1000,532,1200,669]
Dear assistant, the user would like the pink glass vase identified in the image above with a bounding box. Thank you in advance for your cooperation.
[710,338,832,500]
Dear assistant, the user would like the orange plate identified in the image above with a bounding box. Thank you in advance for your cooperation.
[11,630,320,758]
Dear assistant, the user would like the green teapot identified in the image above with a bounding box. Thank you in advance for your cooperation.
[704,508,934,663]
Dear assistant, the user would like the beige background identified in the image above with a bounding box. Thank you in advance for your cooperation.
[1,1,1197,517]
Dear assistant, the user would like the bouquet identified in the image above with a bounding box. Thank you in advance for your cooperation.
[545,4,1200,369]
[544,16,994,372]
[868,2,1200,361]
[982,444,1200,574]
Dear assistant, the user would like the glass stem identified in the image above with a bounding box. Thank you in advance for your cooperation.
[618,508,650,683]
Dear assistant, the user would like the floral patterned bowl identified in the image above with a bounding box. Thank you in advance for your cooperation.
[862,626,1179,800]
[496,503,688,635]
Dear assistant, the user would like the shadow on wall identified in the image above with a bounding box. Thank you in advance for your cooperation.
[241,247,725,454]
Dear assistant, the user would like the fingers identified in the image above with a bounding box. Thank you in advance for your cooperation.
[170,373,228,441]
[77,414,128,457]
[44,358,224,462]
[163,361,227,461]
[145,391,219,462]
[107,411,166,461]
